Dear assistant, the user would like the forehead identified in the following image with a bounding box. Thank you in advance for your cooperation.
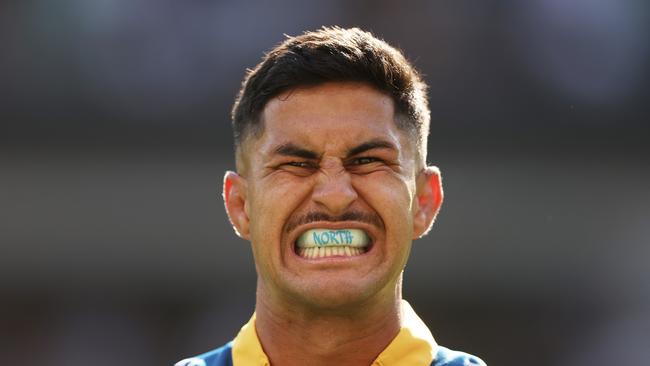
[264,82,394,128]
[248,82,409,157]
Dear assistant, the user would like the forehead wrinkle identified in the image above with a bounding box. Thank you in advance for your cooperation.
[256,117,408,161]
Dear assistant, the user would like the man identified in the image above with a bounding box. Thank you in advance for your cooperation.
[176,27,486,366]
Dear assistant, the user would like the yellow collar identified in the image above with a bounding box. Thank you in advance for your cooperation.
[232,300,438,366]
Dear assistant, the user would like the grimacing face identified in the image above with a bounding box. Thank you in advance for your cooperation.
[224,82,443,310]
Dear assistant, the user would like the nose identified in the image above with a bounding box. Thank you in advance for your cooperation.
[312,162,358,215]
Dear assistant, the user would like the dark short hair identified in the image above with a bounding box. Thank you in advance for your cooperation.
[231,26,430,162]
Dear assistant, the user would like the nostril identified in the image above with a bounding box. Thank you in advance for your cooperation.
[312,176,358,214]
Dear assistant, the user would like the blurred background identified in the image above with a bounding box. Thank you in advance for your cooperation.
[1,0,649,365]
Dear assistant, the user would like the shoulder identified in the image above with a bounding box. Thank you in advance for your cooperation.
[174,342,233,366]
[431,345,487,366]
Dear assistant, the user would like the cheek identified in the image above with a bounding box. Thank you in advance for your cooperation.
[354,174,415,229]
[248,176,313,240]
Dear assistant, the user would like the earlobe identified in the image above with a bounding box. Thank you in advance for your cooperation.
[412,166,444,239]
[223,171,250,240]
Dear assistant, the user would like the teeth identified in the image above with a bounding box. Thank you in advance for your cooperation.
[298,246,365,259]
[296,229,370,248]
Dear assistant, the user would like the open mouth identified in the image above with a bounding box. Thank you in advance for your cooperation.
[294,228,372,259]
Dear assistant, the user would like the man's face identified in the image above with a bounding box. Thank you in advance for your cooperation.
[225,82,441,310]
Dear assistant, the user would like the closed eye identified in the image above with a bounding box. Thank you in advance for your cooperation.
[350,157,381,165]
[344,156,389,175]
[285,161,315,168]
[277,161,318,176]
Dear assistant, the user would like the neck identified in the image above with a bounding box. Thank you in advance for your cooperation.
[254,280,403,366]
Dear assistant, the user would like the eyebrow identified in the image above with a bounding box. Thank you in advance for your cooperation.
[347,138,397,156]
[272,138,397,160]
[274,143,320,159]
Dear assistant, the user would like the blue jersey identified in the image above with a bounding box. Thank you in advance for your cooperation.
[176,342,485,366]
[176,301,486,366]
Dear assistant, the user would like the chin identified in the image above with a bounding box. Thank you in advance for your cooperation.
[289,277,389,311]
[300,293,370,312]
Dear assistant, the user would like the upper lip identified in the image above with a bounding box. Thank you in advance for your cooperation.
[287,221,378,249]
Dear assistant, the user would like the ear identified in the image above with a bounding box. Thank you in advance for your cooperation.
[412,166,444,239]
[223,171,250,240]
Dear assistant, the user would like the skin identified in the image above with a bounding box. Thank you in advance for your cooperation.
[224,82,443,366]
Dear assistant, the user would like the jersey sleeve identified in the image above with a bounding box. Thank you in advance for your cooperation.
[433,345,487,366]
